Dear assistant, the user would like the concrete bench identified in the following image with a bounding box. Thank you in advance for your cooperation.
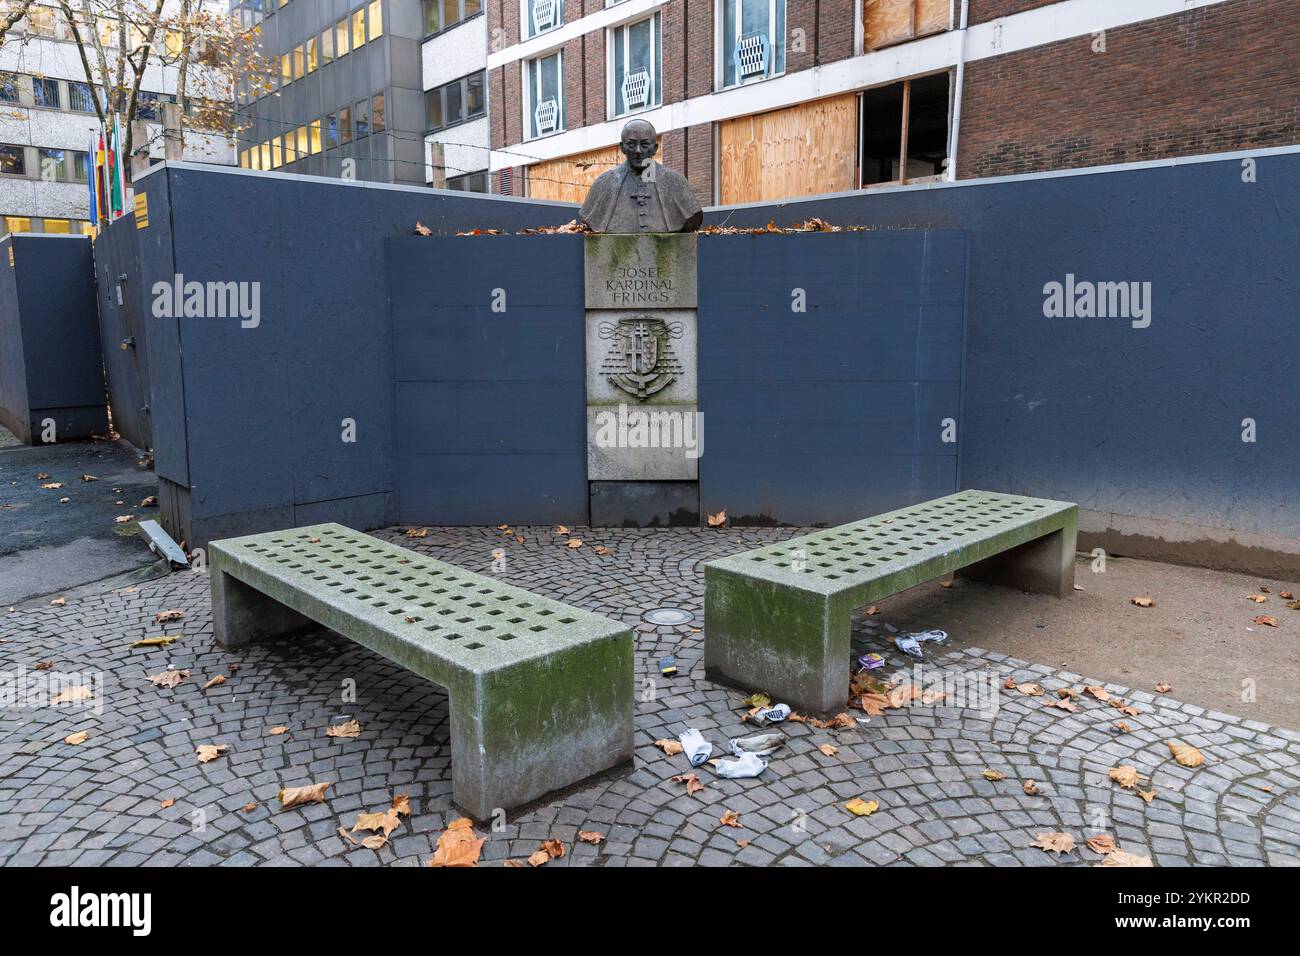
[704,490,1077,714]
[209,523,634,819]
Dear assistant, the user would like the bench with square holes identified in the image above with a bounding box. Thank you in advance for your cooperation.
[209,523,634,819]
[704,490,1077,714]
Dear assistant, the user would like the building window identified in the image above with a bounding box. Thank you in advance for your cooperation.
[281,133,295,164]
[310,119,322,154]
[297,125,309,158]
[336,18,351,57]
[863,0,950,52]
[0,74,19,103]
[293,45,305,80]
[3,215,32,235]
[260,142,271,170]
[368,0,382,39]
[38,148,89,183]
[322,26,335,63]
[423,0,481,35]
[43,219,72,234]
[355,99,370,137]
[352,9,366,50]
[525,53,562,139]
[68,82,97,113]
[425,71,484,132]
[240,149,250,168]
[860,72,950,186]
[327,113,339,149]
[611,14,661,117]
[372,93,386,133]
[281,52,292,83]
[0,144,26,176]
[307,37,319,73]
[33,78,61,108]
[340,106,353,144]
[720,0,785,88]
[522,0,561,40]
[447,170,488,192]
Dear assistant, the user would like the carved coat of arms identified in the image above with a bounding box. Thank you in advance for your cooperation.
[598,316,683,400]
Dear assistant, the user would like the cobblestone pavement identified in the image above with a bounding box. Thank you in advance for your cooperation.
[3,525,1299,867]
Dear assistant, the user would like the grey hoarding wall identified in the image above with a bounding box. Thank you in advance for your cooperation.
[0,234,107,444]
[388,235,589,525]
[704,148,1300,573]
[698,230,967,526]
[132,162,578,548]
[94,214,156,452]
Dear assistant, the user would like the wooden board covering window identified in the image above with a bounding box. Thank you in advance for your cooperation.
[527,143,629,203]
[718,94,859,205]
[864,0,950,51]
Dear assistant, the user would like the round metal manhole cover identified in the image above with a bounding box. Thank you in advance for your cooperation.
[642,607,695,626]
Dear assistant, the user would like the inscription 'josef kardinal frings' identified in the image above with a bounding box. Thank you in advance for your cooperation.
[605,265,674,305]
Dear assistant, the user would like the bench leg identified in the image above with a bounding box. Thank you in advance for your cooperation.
[211,568,316,648]
[956,526,1077,598]
[704,566,849,716]
[446,633,634,821]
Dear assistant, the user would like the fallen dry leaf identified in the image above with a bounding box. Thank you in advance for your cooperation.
[654,738,684,756]
[1168,741,1205,768]
[50,597,66,606]
[414,221,432,236]
[203,674,226,690]
[277,781,331,807]
[160,798,175,809]
[1254,615,1278,627]
[40,482,63,490]
[1138,788,1158,803]
[1057,687,1080,700]
[865,605,881,615]
[939,580,955,589]
[670,773,704,796]
[527,849,550,867]
[1044,699,1079,713]
[554,525,570,535]
[592,545,609,555]
[1023,779,1042,796]
[818,743,839,757]
[706,510,727,527]
[147,669,189,689]
[115,515,134,524]
[1130,595,1156,608]
[326,719,361,739]
[1017,682,1045,697]
[1108,766,1148,789]
[427,818,485,867]
[64,730,89,745]
[1086,834,1116,854]
[541,839,565,859]
[737,839,751,849]
[240,802,257,812]
[807,712,855,730]
[1248,594,1268,603]
[845,798,879,817]
[130,636,178,648]
[195,744,230,764]
[139,495,158,508]
[720,810,741,828]
[1031,832,1075,855]
[1114,721,1133,733]
[405,527,428,538]
[1100,849,1153,867]
[1084,685,1111,702]
[566,538,583,549]
[34,661,52,671]
[154,610,184,623]
[741,692,772,709]
[1155,681,1171,693]
[982,769,1007,782]
[578,831,605,844]
[50,686,92,706]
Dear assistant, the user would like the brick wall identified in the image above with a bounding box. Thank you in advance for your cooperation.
[969,0,1058,24]
[959,0,1300,178]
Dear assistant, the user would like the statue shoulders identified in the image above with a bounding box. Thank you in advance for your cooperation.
[589,166,628,192]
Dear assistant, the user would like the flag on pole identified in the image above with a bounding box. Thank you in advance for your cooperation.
[108,116,124,219]
[87,130,98,224]
[95,130,108,225]
[115,114,128,217]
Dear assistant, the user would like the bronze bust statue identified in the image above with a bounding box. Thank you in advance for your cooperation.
[579,119,703,234]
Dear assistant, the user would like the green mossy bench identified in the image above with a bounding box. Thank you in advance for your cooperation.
[209,523,634,819]
[704,490,1078,714]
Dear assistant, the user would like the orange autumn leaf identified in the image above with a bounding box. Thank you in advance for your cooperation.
[818,743,838,757]
[1108,766,1147,789]
[159,798,175,809]
[148,669,189,689]
[1254,615,1278,627]
[578,831,605,844]
[670,773,704,796]
[426,818,484,867]
[707,510,727,527]
[326,719,361,738]
[277,781,331,807]
[195,744,230,764]
[203,674,226,690]
[1130,595,1155,608]
[982,769,1006,782]
[1168,742,1205,768]
[720,810,741,828]
[1086,834,1116,854]
[1023,779,1042,796]
[654,738,684,756]
[1030,832,1075,855]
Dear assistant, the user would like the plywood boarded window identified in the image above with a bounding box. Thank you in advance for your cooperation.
[864,0,950,51]
[527,141,648,204]
[719,94,858,205]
